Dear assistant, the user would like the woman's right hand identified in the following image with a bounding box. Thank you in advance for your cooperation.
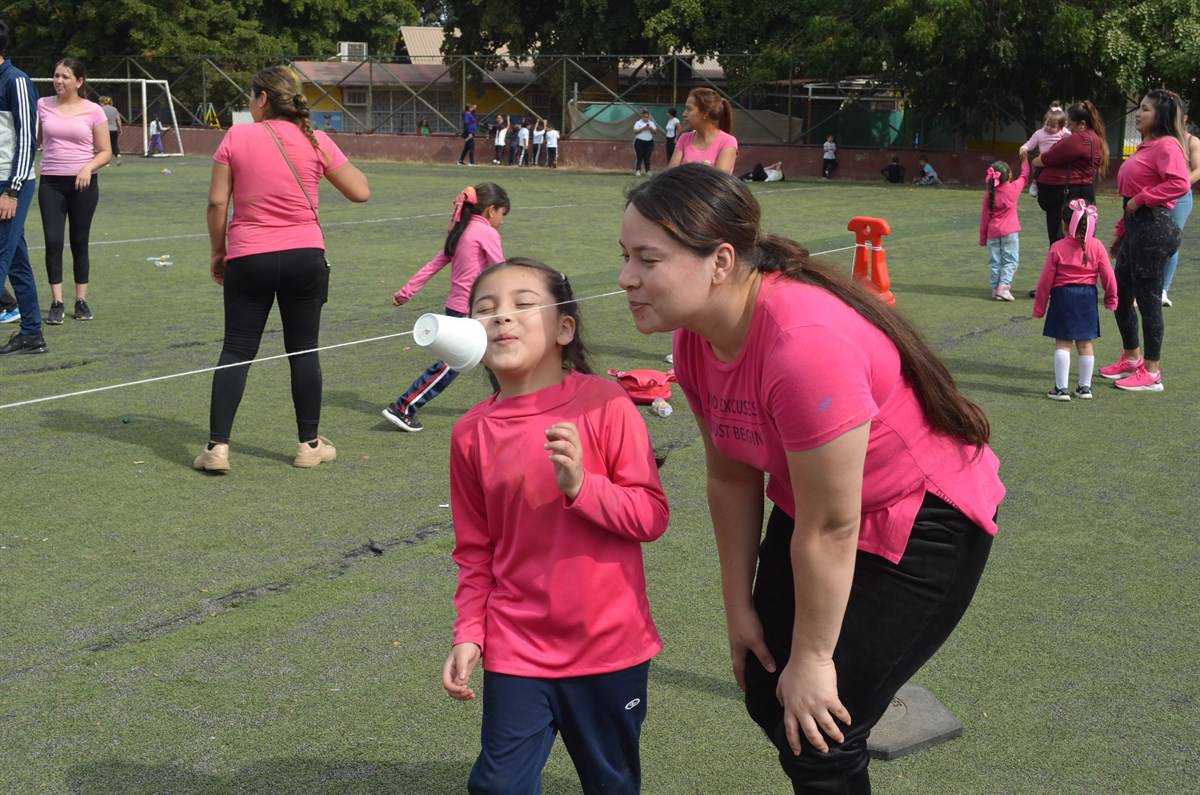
[442,642,482,701]
[726,601,776,692]
[210,252,226,285]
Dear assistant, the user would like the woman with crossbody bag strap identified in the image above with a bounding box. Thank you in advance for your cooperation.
[196,65,368,474]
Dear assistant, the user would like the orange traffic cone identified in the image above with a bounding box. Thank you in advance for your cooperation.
[847,216,895,306]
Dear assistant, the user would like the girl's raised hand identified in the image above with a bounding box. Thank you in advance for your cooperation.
[442,642,482,701]
[544,422,585,500]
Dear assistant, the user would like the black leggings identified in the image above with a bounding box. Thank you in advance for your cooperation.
[634,139,654,172]
[744,494,993,794]
[459,135,475,164]
[1036,182,1095,244]
[39,174,100,286]
[208,248,329,444]
[1113,207,1180,361]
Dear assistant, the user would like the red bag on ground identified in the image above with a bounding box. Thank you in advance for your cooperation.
[607,368,676,404]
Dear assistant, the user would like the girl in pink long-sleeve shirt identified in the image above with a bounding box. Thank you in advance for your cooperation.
[978,154,1030,300]
[383,183,509,432]
[1033,200,1117,400]
[443,258,668,793]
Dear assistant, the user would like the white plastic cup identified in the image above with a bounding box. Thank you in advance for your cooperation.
[412,313,488,372]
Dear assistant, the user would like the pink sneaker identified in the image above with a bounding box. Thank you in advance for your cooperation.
[1098,356,1144,380]
[1114,366,1163,392]
[996,285,1015,302]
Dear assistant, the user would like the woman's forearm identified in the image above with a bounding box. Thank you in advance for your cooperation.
[788,519,859,660]
[207,202,229,254]
[707,475,765,610]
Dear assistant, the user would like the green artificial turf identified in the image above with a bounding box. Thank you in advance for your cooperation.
[1,158,1196,794]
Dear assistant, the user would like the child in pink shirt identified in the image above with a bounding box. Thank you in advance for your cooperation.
[1020,104,1070,197]
[1033,200,1117,400]
[383,183,508,432]
[443,258,668,793]
[978,154,1030,300]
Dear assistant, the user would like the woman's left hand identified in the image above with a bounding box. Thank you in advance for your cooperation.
[210,252,226,285]
[544,422,585,500]
[1125,197,1139,216]
[75,168,93,192]
[775,656,852,756]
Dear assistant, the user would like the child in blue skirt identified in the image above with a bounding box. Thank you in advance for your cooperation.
[1032,199,1118,400]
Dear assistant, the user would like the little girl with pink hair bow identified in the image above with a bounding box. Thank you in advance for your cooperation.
[978,150,1031,301]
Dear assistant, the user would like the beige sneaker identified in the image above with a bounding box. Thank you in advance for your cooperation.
[294,435,337,468]
[193,442,230,473]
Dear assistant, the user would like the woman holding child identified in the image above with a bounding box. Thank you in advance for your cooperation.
[619,164,1004,793]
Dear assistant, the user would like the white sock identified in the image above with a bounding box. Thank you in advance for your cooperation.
[1078,355,1094,388]
[1054,349,1070,390]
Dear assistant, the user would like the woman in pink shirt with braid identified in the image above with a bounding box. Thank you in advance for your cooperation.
[384,183,509,432]
[619,164,1003,793]
[669,87,738,174]
[444,258,668,794]
[1098,89,1191,393]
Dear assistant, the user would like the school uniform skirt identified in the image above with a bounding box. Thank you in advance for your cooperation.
[1043,284,1100,340]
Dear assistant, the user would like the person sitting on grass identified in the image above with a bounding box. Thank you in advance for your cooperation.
[913,155,941,185]
[880,156,905,183]
[442,258,668,795]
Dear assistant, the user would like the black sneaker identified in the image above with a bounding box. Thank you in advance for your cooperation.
[74,299,93,320]
[1046,387,1071,401]
[381,404,423,432]
[0,331,48,355]
[1073,385,1093,400]
[46,302,65,325]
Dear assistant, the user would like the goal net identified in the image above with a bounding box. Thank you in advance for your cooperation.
[30,77,185,157]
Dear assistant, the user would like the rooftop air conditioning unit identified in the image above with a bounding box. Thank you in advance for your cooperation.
[337,41,368,62]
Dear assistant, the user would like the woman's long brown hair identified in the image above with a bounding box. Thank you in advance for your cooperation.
[625,164,991,448]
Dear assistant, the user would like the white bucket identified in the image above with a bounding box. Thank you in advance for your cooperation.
[412,313,488,371]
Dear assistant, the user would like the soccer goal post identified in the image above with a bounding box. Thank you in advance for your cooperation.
[30,77,185,157]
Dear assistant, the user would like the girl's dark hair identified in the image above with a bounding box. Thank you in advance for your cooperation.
[445,183,510,257]
[688,88,733,133]
[1066,100,1110,177]
[626,164,991,449]
[1142,89,1188,150]
[986,160,1010,211]
[468,257,594,392]
[55,57,89,98]
[251,66,321,154]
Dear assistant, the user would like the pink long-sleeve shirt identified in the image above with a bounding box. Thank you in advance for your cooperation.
[449,371,669,678]
[979,160,1031,245]
[393,214,504,313]
[1032,237,1118,318]
[1022,126,1069,155]
[1113,136,1192,239]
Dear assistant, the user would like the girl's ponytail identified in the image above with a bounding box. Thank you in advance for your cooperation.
[444,182,511,257]
[718,98,733,134]
[984,162,1008,212]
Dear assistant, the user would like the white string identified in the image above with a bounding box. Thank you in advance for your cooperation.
[0,289,627,411]
[1,242,870,411]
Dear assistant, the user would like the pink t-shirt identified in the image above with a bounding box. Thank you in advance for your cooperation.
[213,121,348,260]
[393,214,504,314]
[675,130,738,172]
[450,371,669,677]
[37,98,107,177]
[1032,237,1118,318]
[1022,126,1070,155]
[674,274,1004,564]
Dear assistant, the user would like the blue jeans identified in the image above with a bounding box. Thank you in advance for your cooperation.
[987,232,1019,289]
[469,661,650,795]
[1162,189,1193,293]
[0,180,42,336]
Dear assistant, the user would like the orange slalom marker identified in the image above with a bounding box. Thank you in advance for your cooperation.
[847,216,895,306]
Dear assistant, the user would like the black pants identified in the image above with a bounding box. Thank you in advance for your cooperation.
[208,248,328,444]
[822,158,837,178]
[665,137,676,163]
[39,174,100,286]
[1036,182,1095,244]
[1113,206,1180,361]
[634,139,654,172]
[458,135,475,165]
[493,143,503,162]
[744,494,993,794]
[109,130,120,157]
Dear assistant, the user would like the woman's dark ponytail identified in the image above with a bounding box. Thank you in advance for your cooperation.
[445,182,510,257]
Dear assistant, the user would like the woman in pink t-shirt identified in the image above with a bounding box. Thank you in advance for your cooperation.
[619,164,1003,793]
[36,57,111,324]
[669,87,738,174]
[194,66,368,474]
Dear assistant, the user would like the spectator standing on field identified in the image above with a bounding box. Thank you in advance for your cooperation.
[99,96,123,165]
[822,134,838,179]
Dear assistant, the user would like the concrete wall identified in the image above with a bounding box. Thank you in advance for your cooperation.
[157,127,1144,190]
